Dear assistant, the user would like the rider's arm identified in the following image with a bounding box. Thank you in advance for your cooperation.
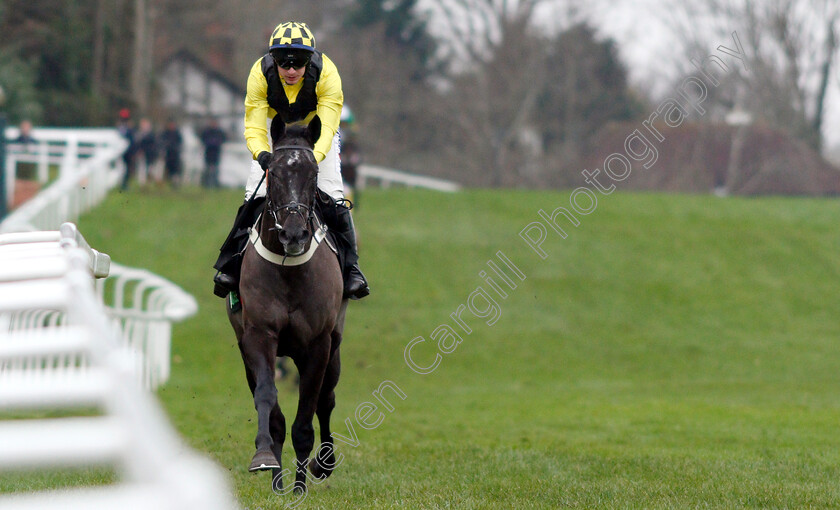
[312,54,344,163]
[244,58,273,160]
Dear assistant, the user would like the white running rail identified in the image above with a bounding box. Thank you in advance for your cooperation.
[1,128,126,234]
[356,164,461,192]
[1,129,196,390]
[96,263,197,390]
[0,224,237,510]
[215,143,461,191]
[0,224,195,390]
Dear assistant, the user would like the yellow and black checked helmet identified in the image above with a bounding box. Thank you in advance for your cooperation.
[269,22,316,52]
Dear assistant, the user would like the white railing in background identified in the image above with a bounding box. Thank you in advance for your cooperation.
[356,164,461,192]
[215,141,461,191]
[1,130,196,390]
[1,127,126,233]
[4,126,462,201]
[0,224,237,510]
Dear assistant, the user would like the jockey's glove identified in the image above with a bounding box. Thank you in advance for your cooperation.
[257,151,272,170]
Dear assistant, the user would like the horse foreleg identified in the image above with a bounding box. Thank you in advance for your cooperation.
[290,339,330,493]
[309,346,341,480]
[241,335,281,472]
[268,402,287,490]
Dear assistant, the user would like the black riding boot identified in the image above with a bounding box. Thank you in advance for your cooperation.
[212,196,265,297]
[330,203,370,300]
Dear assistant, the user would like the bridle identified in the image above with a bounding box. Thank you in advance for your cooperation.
[267,199,312,234]
[264,145,318,244]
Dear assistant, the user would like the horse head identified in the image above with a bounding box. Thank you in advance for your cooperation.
[265,115,322,256]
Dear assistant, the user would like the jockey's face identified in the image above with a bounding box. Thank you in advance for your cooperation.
[271,49,310,86]
[278,64,306,85]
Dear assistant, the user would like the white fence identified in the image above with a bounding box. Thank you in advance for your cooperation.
[5,125,461,198]
[0,224,236,510]
[2,127,126,233]
[356,164,461,192]
[1,129,197,390]
[0,224,195,390]
[97,263,197,390]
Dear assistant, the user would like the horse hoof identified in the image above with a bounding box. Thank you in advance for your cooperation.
[309,456,333,480]
[249,449,280,472]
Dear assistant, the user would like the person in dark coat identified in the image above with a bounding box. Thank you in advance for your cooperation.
[136,117,158,184]
[118,109,138,191]
[160,120,183,188]
[200,118,227,188]
[13,119,36,147]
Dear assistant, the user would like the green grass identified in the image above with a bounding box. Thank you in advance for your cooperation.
[60,186,840,508]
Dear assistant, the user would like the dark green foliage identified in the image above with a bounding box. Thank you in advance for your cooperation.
[538,23,645,153]
[0,0,129,125]
[0,48,42,123]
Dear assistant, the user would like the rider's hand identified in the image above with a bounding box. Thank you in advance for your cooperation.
[257,151,271,170]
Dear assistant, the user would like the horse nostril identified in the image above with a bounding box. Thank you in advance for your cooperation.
[288,229,309,246]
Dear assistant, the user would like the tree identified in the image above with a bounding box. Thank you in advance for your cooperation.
[0,0,130,125]
[413,0,552,185]
[398,2,642,187]
[538,23,642,162]
[0,49,41,123]
[344,0,439,75]
[327,20,445,172]
[663,0,840,152]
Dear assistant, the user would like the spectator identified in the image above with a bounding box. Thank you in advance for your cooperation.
[136,118,159,185]
[339,106,362,204]
[160,120,183,188]
[13,119,37,147]
[200,118,227,188]
[117,108,138,191]
[11,119,38,180]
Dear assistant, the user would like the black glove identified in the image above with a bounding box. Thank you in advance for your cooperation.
[257,151,272,170]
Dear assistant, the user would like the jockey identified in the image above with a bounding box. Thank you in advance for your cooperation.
[213,21,370,300]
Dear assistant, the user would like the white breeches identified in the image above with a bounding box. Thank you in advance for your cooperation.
[245,132,344,201]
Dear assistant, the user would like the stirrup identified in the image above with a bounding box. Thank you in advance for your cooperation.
[228,291,241,313]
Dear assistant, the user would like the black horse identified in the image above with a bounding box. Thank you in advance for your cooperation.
[227,115,346,493]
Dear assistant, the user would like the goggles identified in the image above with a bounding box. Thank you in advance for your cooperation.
[272,51,311,70]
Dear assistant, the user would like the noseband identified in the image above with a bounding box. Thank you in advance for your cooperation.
[267,200,312,233]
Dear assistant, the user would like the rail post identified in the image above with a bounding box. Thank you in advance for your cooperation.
[0,85,7,219]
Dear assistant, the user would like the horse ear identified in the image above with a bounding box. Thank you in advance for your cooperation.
[307,115,321,147]
[270,115,285,148]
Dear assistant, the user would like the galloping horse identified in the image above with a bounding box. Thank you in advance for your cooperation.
[227,115,346,493]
